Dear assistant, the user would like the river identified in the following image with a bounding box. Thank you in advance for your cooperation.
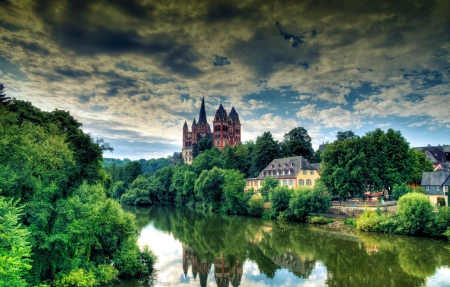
[108,206,450,287]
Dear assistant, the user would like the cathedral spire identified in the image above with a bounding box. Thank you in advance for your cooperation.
[198,96,207,125]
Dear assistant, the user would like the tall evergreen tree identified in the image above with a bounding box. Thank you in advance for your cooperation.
[0,83,11,106]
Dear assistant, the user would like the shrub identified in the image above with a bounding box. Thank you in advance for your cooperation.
[425,206,450,237]
[437,197,446,207]
[247,196,264,217]
[356,209,397,233]
[395,192,434,235]
[269,186,292,217]
[288,187,331,222]
[342,218,357,226]
[307,215,333,225]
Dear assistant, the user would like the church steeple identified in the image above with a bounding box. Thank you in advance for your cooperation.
[198,96,207,125]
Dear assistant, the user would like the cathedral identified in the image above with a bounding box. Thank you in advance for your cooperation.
[180,97,241,164]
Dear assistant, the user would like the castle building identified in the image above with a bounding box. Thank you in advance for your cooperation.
[181,97,241,164]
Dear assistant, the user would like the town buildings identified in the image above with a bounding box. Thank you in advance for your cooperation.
[421,171,450,206]
[245,156,321,192]
[180,97,241,164]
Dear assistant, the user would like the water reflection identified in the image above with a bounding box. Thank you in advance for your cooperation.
[115,206,450,287]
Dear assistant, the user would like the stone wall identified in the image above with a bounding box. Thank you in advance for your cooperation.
[328,205,397,217]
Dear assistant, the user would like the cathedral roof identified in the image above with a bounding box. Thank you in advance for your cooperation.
[192,118,196,125]
[198,96,208,125]
[217,103,226,119]
[229,106,239,122]
[183,121,188,129]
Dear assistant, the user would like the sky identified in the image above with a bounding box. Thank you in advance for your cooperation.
[0,0,449,160]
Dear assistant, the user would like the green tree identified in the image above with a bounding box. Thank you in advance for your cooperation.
[409,149,434,184]
[197,137,213,153]
[310,150,322,163]
[0,197,32,287]
[194,167,225,211]
[0,83,11,106]
[259,177,279,202]
[281,127,314,159]
[190,148,224,175]
[251,132,280,177]
[123,161,142,186]
[223,146,239,170]
[336,130,356,141]
[269,186,292,218]
[222,169,249,215]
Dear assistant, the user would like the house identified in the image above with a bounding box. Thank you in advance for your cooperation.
[414,145,449,167]
[245,156,320,192]
[421,171,450,206]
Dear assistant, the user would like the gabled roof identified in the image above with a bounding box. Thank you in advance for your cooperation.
[421,171,450,186]
[198,96,208,125]
[256,156,316,179]
[216,103,226,119]
[229,106,239,122]
[414,146,447,163]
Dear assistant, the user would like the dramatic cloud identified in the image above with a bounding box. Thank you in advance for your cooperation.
[0,0,449,158]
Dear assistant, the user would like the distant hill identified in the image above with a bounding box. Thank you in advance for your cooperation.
[103,156,172,175]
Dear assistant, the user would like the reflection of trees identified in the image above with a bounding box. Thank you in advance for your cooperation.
[125,206,450,287]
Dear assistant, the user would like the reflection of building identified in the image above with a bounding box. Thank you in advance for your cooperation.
[182,245,243,287]
[182,244,212,287]
[271,252,316,278]
[214,255,243,287]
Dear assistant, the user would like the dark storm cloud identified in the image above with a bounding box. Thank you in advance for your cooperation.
[33,0,202,78]
[213,55,231,66]
[206,1,258,22]
[2,36,50,55]
[55,67,91,78]
[275,22,304,48]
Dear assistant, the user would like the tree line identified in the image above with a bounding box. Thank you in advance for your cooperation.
[0,86,155,287]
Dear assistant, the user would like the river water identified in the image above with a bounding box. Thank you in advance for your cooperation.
[109,206,450,287]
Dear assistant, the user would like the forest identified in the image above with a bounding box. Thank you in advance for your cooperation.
[0,85,156,287]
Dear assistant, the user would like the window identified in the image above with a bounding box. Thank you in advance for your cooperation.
[426,187,430,191]
[279,180,283,185]
[263,171,266,176]
[298,179,304,185]
[291,163,295,166]
[272,164,275,168]
[310,170,314,175]
[268,171,271,175]
[246,181,249,186]
[283,180,287,186]
[289,180,293,186]
[303,170,307,175]
[306,179,312,185]
[285,163,288,167]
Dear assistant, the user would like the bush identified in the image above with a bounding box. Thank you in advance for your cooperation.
[307,215,333,225]
[247,196,264,217]
[395,192,434,235]
[437,197,446,207]
[288,187,331,222]
[269,186,292,217]
[425,206,450,237]
[342,218,357,226]
[356,209,397,233]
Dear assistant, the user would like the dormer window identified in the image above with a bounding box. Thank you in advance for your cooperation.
[291,163,295,166]
[272,164,275,168]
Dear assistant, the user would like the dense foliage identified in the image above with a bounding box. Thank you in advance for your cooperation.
[357,193,450,238]
[0,100,155,286]
[321,129,434,199]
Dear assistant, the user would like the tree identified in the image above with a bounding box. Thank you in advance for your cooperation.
[0,83,11,106]
[194,167,225,211]
[124,161,142,185]
[223,146,239,170]
[336,130,356,141]
[190,148,224,175]
[281,127,314,159]
[269,186,292,217]
[288,187,331,222]
[409,149,434,184]
[197,137,213,153]
[251,132,280,177]
[310,150,322,163]
[259,177,279,202]
[0,197,32,287]
[222,169,249,215]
